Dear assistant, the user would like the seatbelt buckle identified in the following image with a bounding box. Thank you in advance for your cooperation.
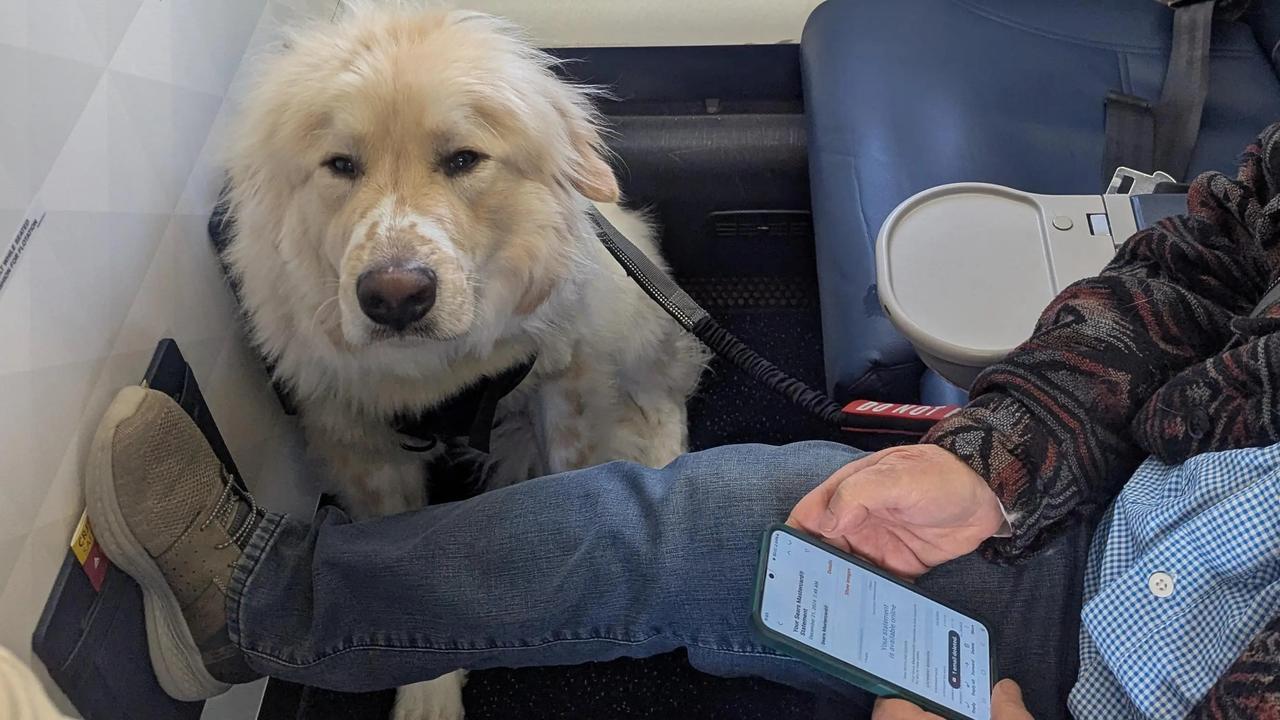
[1106,166,1176,195]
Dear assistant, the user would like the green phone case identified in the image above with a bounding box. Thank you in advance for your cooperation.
[749,524,998,720]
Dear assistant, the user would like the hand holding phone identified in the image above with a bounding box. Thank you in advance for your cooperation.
[751,525,996,720]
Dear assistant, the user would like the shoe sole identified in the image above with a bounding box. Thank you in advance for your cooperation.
[86,385,231,702]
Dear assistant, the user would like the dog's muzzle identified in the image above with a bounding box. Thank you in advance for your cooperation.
[356,260,438,332]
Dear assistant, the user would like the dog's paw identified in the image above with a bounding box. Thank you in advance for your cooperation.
[393,671,467,720]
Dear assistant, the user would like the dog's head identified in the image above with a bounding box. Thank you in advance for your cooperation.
[226,5,617,349]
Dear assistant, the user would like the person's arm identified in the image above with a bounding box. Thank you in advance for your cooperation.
[790,124,1280,573]
[925,122,1280,558]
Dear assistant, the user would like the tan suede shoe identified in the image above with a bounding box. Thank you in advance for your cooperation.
[85,386,263,701]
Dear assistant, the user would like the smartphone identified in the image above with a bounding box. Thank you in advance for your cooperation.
[751,524,995,720]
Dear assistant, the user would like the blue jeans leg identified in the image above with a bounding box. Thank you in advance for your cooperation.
[225,441,868,700]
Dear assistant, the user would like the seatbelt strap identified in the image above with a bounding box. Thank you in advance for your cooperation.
[1102,0,1216,183]
[1103,92,1156,180]
[1153,1,1215,180]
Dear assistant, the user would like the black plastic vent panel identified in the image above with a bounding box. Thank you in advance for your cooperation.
[709,210,813,242]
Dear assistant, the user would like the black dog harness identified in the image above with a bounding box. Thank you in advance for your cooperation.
[394,357,535,454]
[393,356,535,502]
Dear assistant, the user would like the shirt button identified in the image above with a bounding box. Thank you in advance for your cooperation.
[1148,571,1175,598]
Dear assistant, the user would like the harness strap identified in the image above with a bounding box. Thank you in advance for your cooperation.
[397,356,536,453]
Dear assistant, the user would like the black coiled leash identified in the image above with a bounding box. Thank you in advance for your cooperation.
[589,209,958,437]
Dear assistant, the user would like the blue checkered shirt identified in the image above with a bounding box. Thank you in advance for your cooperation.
[1067,443,1280,718]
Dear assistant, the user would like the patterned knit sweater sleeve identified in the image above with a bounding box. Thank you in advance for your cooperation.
[923,122,1280,560]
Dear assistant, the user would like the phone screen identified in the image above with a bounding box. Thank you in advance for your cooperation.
[758,529,991,720]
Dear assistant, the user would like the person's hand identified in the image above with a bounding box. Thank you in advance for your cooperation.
[872,679,1032,719]
[787,445,1005,578]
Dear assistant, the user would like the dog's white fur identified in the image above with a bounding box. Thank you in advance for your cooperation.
[222,3,705,717]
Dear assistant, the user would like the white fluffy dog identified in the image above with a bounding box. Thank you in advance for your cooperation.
[222,3,705,718]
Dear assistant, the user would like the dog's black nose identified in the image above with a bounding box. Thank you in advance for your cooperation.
[356,262,438,331]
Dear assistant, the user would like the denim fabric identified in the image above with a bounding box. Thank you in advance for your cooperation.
[225,442,1090,719]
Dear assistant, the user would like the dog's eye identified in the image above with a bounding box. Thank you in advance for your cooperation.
[442,150,483,177]
[324,155,360,179]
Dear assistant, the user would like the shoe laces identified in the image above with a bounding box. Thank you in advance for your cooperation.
[200,467,262,551]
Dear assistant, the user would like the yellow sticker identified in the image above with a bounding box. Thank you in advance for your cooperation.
[70,511,95,566]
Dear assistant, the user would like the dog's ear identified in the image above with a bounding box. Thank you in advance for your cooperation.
[567,128,619,203]
[554,92,619,203]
